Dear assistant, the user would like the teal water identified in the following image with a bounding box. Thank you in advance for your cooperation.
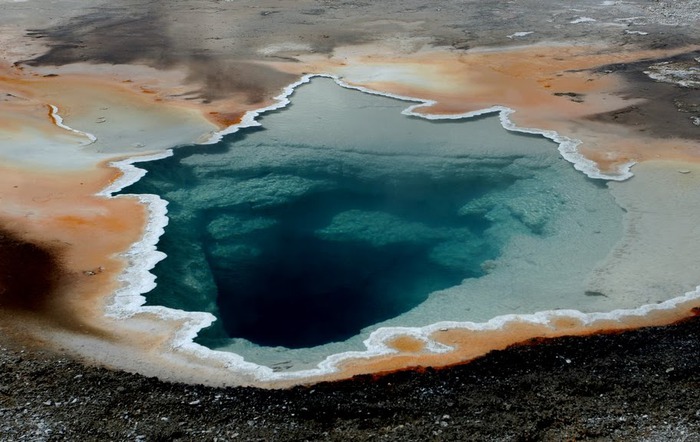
[121,78,623,370]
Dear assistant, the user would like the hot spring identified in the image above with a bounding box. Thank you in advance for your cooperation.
[120,77,623,371]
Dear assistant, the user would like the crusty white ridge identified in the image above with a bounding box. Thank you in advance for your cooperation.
[99,73,700,384]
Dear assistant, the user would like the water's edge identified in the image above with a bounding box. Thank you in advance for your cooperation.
[97,73,700,383]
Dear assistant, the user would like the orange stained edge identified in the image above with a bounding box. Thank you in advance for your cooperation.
[265,300,700,388]
[0,42,699,387]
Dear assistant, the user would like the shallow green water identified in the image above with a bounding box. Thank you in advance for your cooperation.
[121,78,623,370]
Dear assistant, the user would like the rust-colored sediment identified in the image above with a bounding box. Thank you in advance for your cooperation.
[387,336,428,354]
[341,304,699,383]
[1,41,699,387]
[0,163,145,333]
[268,44,700,174]
[258,302,700,388]
[266,44,700,387]
[207,111,245,128]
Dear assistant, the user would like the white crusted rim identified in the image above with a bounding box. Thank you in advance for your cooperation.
[94,72,682,384]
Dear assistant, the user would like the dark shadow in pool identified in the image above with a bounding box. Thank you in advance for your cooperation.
[212,235,466,348]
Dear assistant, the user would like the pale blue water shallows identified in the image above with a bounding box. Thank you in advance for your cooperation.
[121,78,623,372]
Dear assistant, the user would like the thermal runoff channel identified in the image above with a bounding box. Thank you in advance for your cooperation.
[121,78,623,371]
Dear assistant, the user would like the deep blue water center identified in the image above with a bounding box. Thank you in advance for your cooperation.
[209,174,494,348]
[121,78,571,350]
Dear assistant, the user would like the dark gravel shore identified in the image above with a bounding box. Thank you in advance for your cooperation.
[2,313,699,441]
